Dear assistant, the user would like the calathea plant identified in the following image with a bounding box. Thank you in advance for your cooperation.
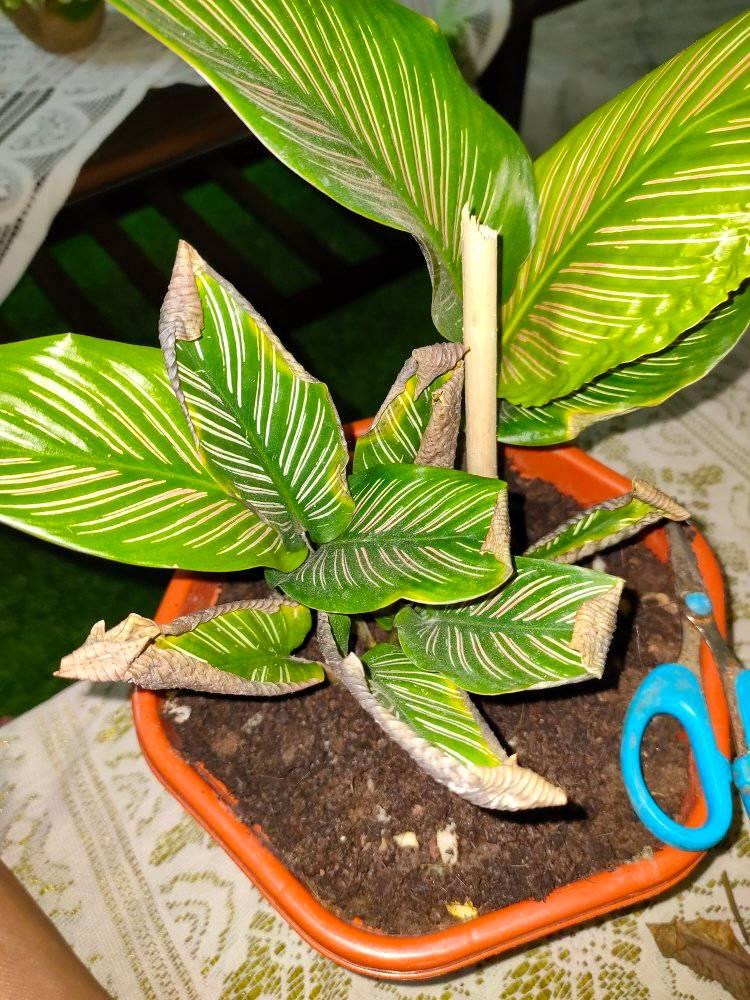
[1,0,748,811]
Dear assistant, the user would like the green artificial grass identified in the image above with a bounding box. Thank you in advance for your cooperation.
[0,155,430,717]
[0,527,169,717]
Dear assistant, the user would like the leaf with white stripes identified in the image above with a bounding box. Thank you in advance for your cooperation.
[267,464,512,613]
[353,343,465,473]
[160,242,353,546]
[524,481,689,564]
[316,613,566,809]
[500,12,750,406]
[155,600,323,691]
[395,557,623,695]
[109,0,536,341]
[499,284,750,444]
[363,644,502,768]
[0,335,306,571]
[58,599,324,695]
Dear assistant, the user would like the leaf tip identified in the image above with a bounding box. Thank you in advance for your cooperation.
[571,578,625,678]
[481,490,511,568]
[160,240,205,349]
[632,479,691,521]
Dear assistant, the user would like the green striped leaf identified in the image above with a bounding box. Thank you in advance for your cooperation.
[109,0,536,340]
[156,601,323,689]
[57,599,323,695]
[500,13,750,406]
[0,335,305,572]
[498,285,750,444]
[353,343,465,473]
[161,243,353,546]
[267,464,512,613]
[363,644,501,768]
[328,613,352,656]
[316,613,566,809]
[525,481,689,564]
[395,557,623,695]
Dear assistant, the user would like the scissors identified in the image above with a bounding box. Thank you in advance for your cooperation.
[621,521,750,851]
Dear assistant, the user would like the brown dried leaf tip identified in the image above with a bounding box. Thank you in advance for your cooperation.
[649,917,750,999]
[57,600,321,697]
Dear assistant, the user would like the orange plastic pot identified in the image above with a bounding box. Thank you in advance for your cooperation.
[132,427,730,980]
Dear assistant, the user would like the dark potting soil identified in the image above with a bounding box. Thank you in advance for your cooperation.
[162,470,689,935]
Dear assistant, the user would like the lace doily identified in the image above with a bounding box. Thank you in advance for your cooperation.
[0,9,190,304]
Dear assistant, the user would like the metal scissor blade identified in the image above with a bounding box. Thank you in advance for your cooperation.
[667,523,748,762]
[666,521,704,599]
[665,522,702,676]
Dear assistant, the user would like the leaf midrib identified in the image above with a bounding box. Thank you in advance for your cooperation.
[503,90,747,344]
[186,353,313,541]
[323,530,489,547]
[1,441,259,498]
[413,615,574,636]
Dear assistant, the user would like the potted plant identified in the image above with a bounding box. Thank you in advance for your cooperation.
[3,0,104,52]
[0,0,747,980]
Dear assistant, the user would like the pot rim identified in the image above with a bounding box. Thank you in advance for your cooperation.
[132,430,730,980]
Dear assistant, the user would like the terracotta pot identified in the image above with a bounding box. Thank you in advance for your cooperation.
[6,0,104,53]
[132,429,730,980]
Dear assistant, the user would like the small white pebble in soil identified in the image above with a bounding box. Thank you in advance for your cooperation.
[446,900,478,921]
[241,711,265,733]
[339,835,346,842]
[163,701,191,724]
[642,591,671,608]
[591,555,608,573]
[393,831,419,850]
[436,822,459,866]
[374,805,391,824]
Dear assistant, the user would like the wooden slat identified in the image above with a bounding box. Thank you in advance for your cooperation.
[206,161,342,278]
[29,248,119,341]
[71,86,248,202]
[86,215,168,305]
[146,178,282,320]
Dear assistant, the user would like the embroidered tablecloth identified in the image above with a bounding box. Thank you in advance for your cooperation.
[1,329,749,999]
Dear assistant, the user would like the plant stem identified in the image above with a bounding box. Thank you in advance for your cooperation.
[721,870,750,947]
[461,206,498,479]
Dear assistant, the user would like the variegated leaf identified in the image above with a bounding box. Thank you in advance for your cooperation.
[57,599,324,695]
[498,284,750,444]
[0,335,305,572]
[316,615,566,810]
[395,557,624,695]
[267,464,512,613]
[525,481,689,564]
[353,343,465,473]
[328,613,352,656]
[500,13,750,406]
[109,0,536,340]
[161,242,353,545]
[363,643,501,768]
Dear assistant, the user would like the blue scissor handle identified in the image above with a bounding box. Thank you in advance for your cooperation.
[621,662,732,851]
[735,671,750,820]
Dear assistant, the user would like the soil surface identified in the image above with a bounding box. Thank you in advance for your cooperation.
[163,469,689,935]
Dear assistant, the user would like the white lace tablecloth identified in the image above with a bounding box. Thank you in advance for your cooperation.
[0,8,200,305]
[1,333,749,999]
